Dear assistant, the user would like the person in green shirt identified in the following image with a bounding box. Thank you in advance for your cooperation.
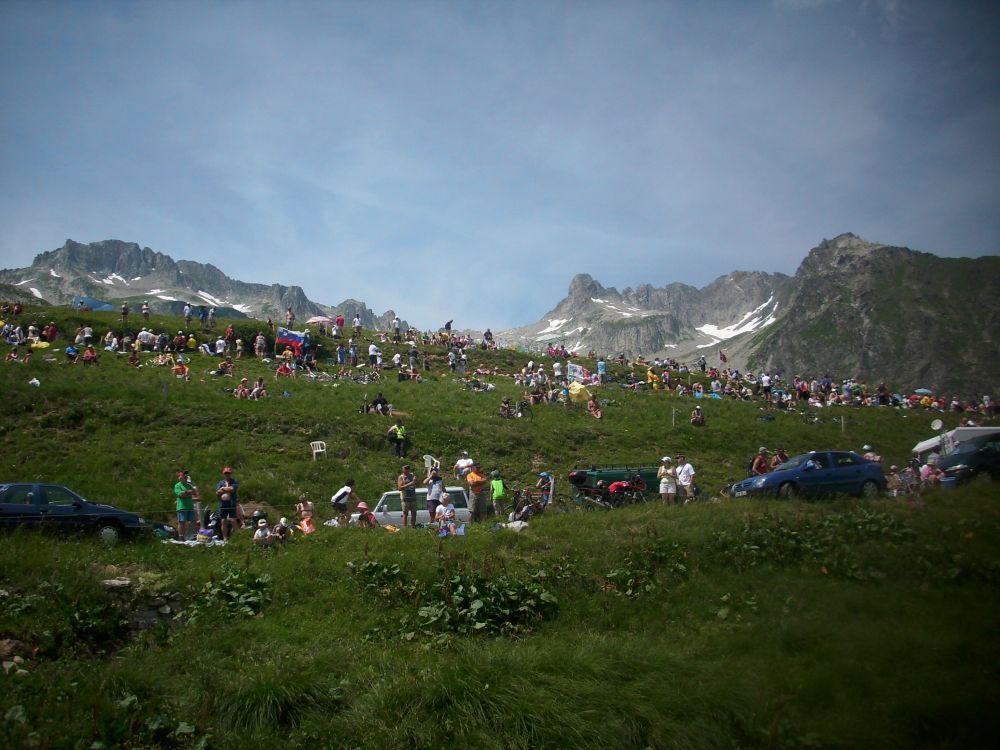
[174,470,197,540]
[490,470,507,519]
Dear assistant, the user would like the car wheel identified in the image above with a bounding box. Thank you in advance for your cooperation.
[778,482,798,499]
[861,480,880,498]
[97,524,121,545]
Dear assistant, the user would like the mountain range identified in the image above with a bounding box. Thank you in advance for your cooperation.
[1,234,997,394]
[497,233,999,395]
[0,239,403,330]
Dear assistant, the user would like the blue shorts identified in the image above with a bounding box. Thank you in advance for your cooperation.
[177,509,196,522]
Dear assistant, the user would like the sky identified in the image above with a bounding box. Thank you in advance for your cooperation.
[0,0,997,330]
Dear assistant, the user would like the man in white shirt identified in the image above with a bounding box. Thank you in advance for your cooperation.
[675,454,696,504]
[453,451,474,479]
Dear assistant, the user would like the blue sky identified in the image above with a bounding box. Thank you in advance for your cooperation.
[1,0,997,329]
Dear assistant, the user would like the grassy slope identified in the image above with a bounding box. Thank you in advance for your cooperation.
[1,304,998,750]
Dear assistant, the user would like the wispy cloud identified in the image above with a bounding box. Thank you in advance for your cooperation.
[0,1,997,329]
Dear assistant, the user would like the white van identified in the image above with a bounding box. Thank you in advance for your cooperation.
[351,486,471,526]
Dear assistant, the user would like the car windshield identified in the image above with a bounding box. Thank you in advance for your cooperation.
[776,454,815,471]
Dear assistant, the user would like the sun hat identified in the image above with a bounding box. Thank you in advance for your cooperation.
[257,519,267,527]
[357,501,369,511]
[863,444,872,451]
[279,517,288,525]
[759,446,769,453]
[661,456,672,463]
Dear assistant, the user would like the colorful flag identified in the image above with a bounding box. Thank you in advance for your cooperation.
[276,327,308,355]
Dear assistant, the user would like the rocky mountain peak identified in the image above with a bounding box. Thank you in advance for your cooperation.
[566,273,610,301]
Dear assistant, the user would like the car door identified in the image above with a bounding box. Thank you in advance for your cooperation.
[0,483,42,529]
[40,485,91,531]
[797,453,834,497]
[375,491,403,526]
[828,453,866,494]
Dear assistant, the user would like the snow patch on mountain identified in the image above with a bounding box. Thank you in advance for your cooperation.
[14,278,32,286]
[537,318,571,335]
[197,290,225,307]
[231,303,254,314]
[29,287,43,299]
[696,296,778,341]
[146,289,164,295]
[49,269,60,278]
[101,273,129,285]
[156,294,178,301]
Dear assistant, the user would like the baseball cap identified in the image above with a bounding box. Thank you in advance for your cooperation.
[661,456,672,463]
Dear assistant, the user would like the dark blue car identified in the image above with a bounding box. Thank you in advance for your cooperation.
[0,482,159,544]
[730,451,886,499]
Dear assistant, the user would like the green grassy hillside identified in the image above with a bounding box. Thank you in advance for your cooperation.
[1,305,998,749]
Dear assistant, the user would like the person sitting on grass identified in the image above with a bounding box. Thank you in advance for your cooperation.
[65,344,80,364]
[81,345,99,365]
[172,361,190,380]
[250,377,268,399]
[587,394,603,419]
[886,465,907,497]
[275,361,294,379]
[690,405,705,426]
[215,357,234,377]
[435,492,457,536]
[253,518,275,546]
[234,377,251,398]
[5,347,19,362]
[499,396,513,418]
[355,501,380,528]
[127,352,141,368]
[272,517,295,542]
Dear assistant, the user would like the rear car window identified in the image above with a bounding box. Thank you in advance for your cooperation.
[0,485,34,504]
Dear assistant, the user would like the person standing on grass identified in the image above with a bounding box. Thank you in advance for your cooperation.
[676,455,696,504]
[751,447,770,476]
[466,463,489,523]
[387,419,406,457]
[657,457,677,505]
[453,451,474,479]
[174,470,197,540]
[424,466,444,520]
[331,479,362,523]
[216,467,240,540]
[398,464,418,528]
[490,470,506,519]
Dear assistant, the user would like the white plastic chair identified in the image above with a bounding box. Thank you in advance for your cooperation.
[310,441,327,460]
[423,454,440,476]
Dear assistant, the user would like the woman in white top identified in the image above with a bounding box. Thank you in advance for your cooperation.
[657,456,677,506]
